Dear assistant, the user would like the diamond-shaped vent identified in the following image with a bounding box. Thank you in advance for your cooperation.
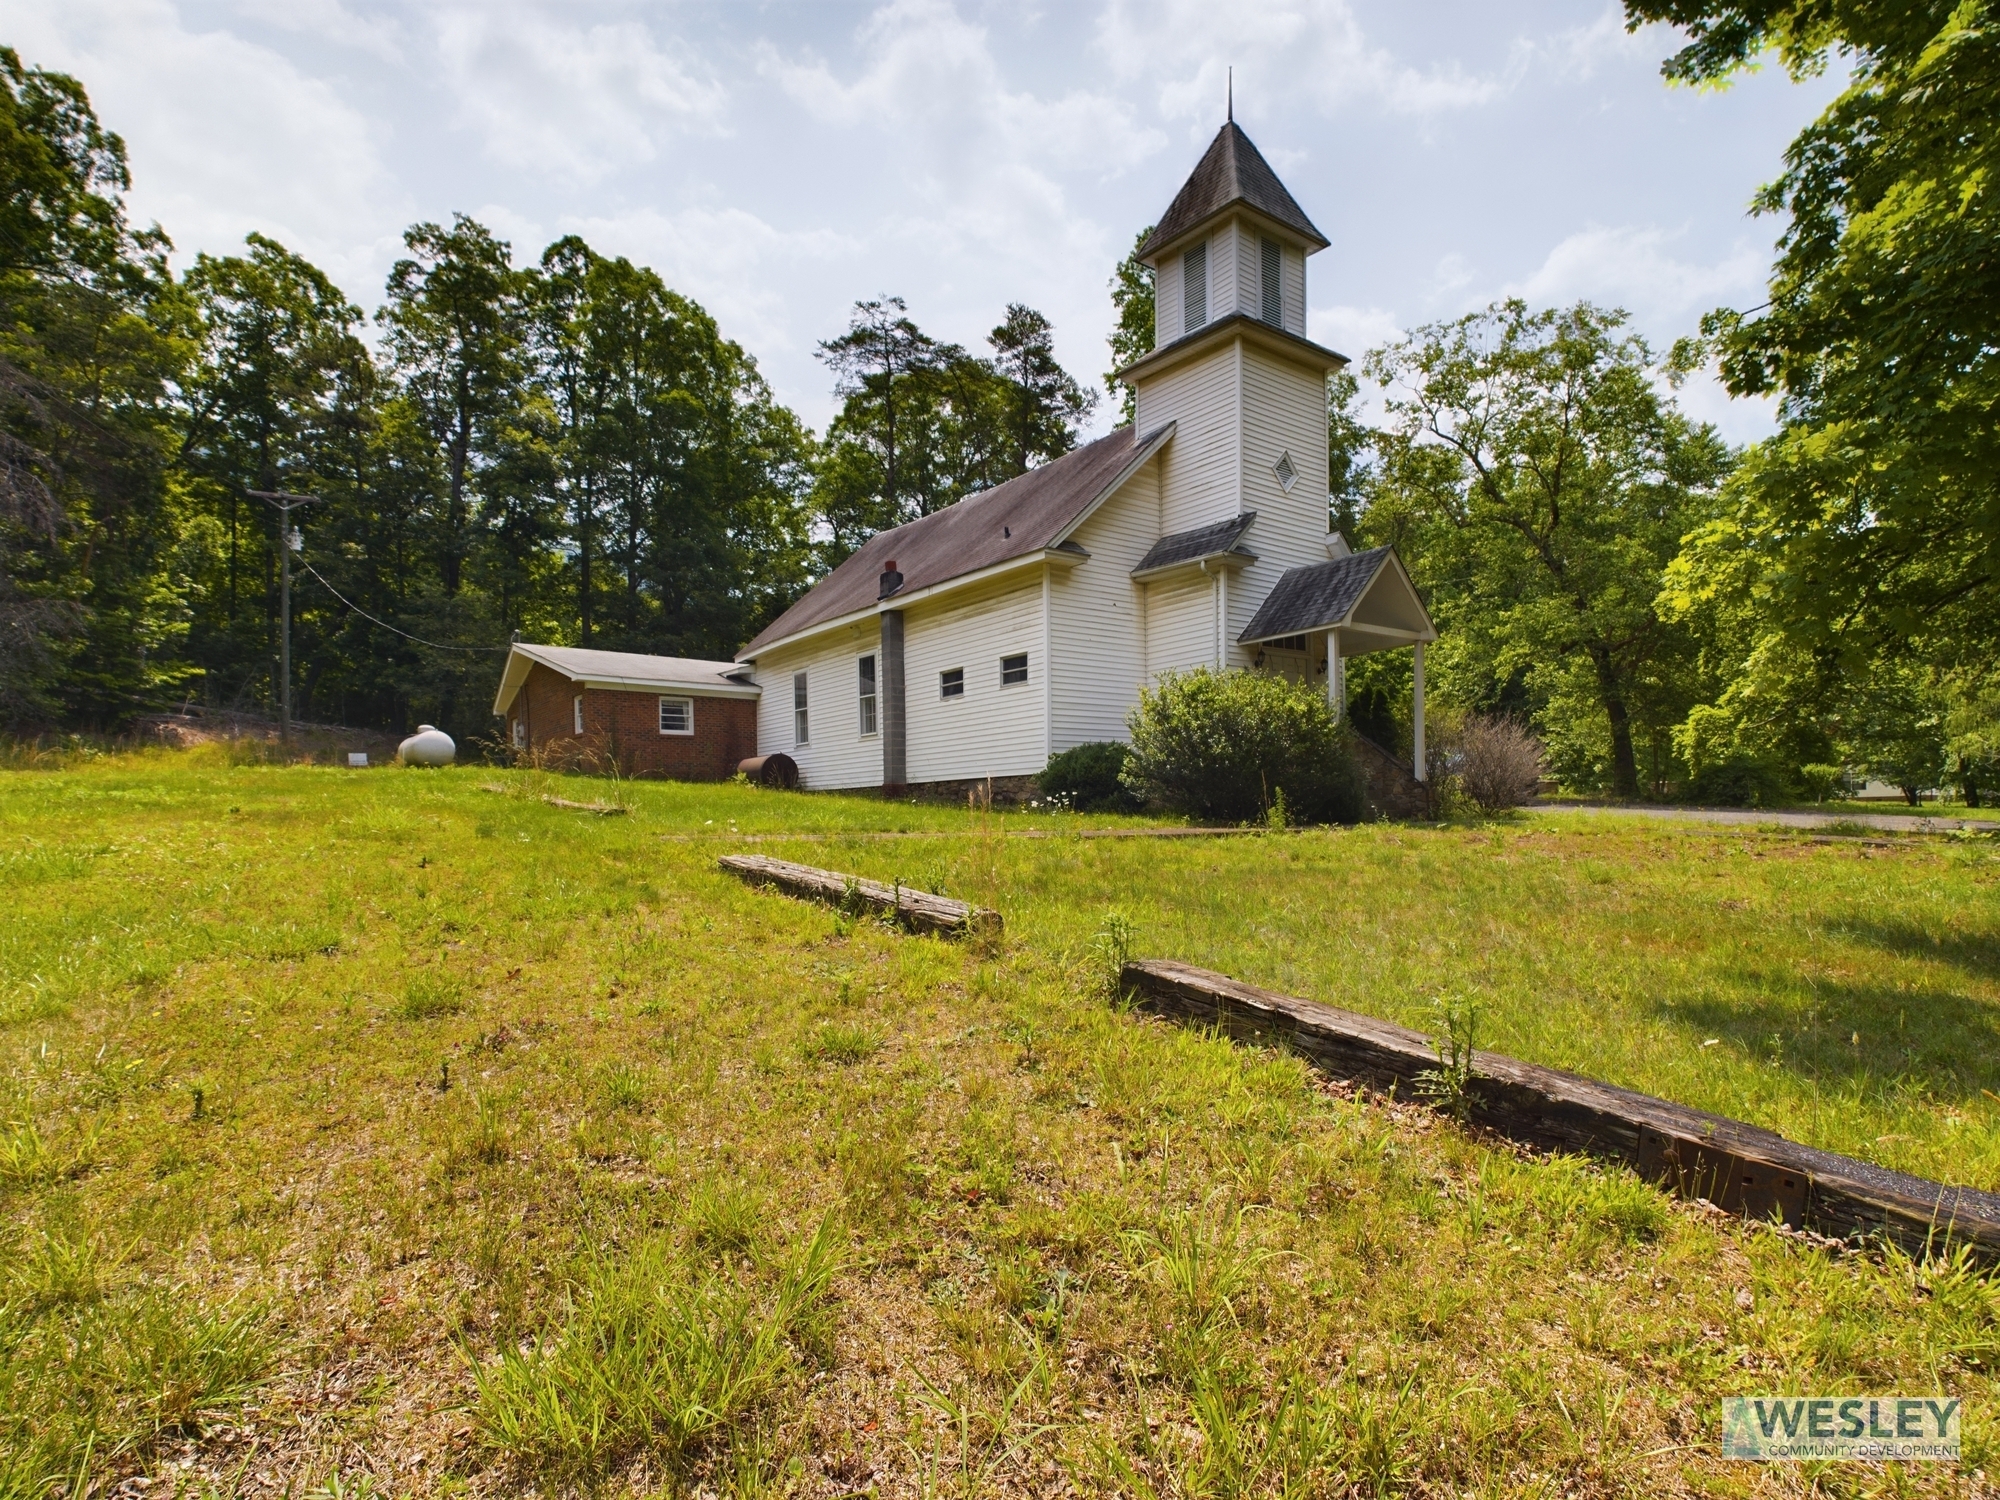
[1273,450,1298,492]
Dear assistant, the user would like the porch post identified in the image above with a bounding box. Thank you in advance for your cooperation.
[1412,640,1426,781]
[1326,629,1343,719]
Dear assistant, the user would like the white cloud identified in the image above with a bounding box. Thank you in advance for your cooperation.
[1505,224,1765,329]
[1311,302,1401,362]
[1094,0,1519,125]
[0,0,406,294]
[228,0,406,64]
[433,4,728,183]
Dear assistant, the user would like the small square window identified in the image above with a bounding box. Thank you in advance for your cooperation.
[659,696,693,735]
[1000,653,1028,687]
[940,667,965,699]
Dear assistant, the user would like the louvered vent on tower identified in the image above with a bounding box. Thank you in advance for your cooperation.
[1261,237,1282,326]
[1183,241,1207,332]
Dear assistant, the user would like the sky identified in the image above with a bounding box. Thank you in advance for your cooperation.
[3,0,1844,444]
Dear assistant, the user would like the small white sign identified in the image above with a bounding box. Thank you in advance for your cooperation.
[347,753,368,768]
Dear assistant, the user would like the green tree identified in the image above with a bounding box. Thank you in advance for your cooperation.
[1327,368,1372,540]
[381,216,526,600]
[1631,0,2000,668]
[0,47,191,727]
[815,296,939,544]
[987,302,1094,473]
[1104,226,1155,422]
[1364,300,1731,798]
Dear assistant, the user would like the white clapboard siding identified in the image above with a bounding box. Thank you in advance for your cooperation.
[1137,346,1242,536]
[1210,221,1243,325]
[748,620,886,791]
[1145,569,1220,679]
[1233,345,1334,650]
[1049,464,1158,751]
[1233,223,1260,321]
[903,577,1048,785]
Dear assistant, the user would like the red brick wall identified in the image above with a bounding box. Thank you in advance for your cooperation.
[501,661,758,781]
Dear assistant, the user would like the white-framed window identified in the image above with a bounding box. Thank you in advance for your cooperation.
[1000,653,1028,687]
[858,654,877,736]
[573,694,584,734]
[940,667,965,699]
[658,696,693,735]
[511,717,525,747]
[793,671,809,745]
[1182,240,1207,331]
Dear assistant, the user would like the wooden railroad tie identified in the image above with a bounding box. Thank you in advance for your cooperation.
[718,854,1001,939]
[1123,958,2000,1261]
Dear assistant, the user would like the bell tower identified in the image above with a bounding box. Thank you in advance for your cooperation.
[1116,121,1349,668]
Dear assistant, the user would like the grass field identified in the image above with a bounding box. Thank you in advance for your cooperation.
[4,752,1998,1497]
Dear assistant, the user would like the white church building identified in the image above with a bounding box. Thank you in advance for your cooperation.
[496,120,1437,800]
[732,119,1436,797]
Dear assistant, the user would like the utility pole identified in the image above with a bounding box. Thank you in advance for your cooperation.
[247,490,322,743]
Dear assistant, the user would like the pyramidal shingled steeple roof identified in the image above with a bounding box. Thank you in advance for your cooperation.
[1137,121,1328,260]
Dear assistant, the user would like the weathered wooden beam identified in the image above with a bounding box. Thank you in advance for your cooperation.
[718,854,1000,939]
[1123,958,2000,1260]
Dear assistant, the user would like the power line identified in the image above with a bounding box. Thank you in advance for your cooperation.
[295,557,508,654]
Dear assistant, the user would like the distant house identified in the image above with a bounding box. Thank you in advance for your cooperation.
[494,119,1437,796]
[492,643,758,779]
[735,119,1435,798]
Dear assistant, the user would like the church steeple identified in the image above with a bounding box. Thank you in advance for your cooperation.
[1137,122,1327,263]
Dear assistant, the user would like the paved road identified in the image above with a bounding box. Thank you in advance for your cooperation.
[1527,802,1994,835]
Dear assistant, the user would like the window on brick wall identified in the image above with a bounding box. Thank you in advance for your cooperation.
[793,671,809,745]
[512,718,525,747]
[659,696,693,735]
[858,654,877,735]
[573,695,584,734]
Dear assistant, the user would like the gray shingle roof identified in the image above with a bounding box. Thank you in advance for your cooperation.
[1237,548,1392,643]
[738,424,1173,659]
[1131,512,1258,575]
[1138,122,1329,260]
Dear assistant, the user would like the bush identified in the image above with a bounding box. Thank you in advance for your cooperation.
[1037,742,1140,812]
[1455,716,1543,813]
[1686,753,1789,807]
[1121,667,1365,825]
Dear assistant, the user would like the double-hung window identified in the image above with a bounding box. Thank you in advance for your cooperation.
[658,696,693,735]
[1182,241,1207,331]
[940,667,965,699]
[1000,653,1028,687]
[793,671,809,745]
[573,695,584,734]
[858,654,878,735]
[1260,237,1282,326]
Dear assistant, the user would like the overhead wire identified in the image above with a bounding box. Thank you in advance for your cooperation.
[295,556,508,653]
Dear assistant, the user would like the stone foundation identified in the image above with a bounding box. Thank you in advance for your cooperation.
[1352,732,1435,820]
[894,774,1042,808]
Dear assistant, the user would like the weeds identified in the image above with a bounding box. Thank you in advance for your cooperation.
[400,972,465,1020]
[1089,911,1137,1000]
[1415,992,1480,1123]
[798,1023,880,1066]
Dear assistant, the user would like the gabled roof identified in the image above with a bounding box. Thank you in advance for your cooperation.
[493,643,756,716]
[1138,121,1329,260]
[1132,512,1258,577]
[738,422,1174,659]
[1237,547,1436,651]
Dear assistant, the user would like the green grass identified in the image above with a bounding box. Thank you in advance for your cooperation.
[2,749,1997,1496]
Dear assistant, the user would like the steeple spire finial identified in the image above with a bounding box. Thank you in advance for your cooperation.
[1227,66,1233,122]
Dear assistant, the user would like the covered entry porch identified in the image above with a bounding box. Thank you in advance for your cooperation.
[1239,541,1438,781]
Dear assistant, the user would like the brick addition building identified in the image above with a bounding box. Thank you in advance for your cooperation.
[493,644,759,781]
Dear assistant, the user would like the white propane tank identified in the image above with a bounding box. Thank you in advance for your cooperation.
[398,724,456,767]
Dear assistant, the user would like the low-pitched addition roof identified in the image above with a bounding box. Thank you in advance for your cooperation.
[738,422,1174,659]
[1138,122,1329,260]
[1131,513,1258,577]
[493,643,756,716]
[1238,547,1437,653]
